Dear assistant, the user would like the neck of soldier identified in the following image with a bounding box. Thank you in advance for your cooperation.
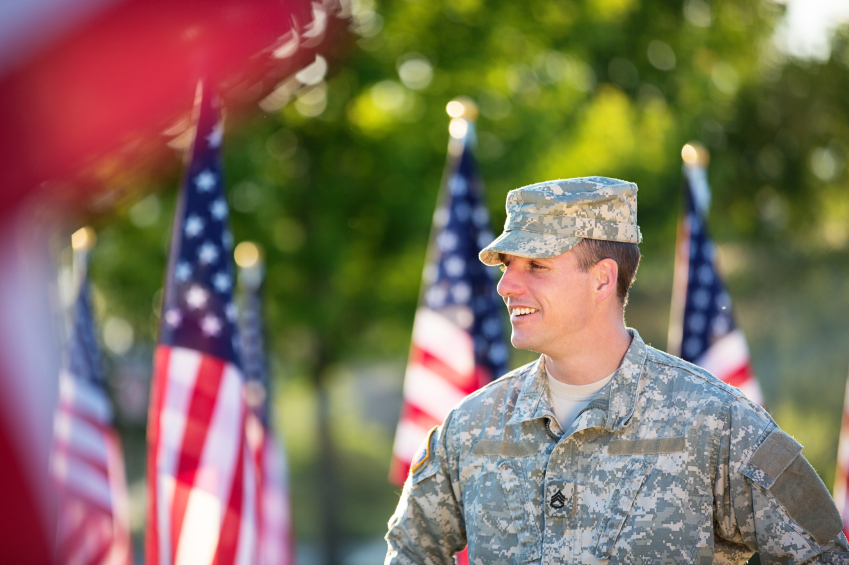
[543,306,631,386]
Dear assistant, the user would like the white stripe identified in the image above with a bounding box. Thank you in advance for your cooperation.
[234,441,257,565]
[53,410,108,464]
[694,329,749,380]
[392,419,430,463]
[59,370,112,422]
[174,362,245,565]
[52,451,112,509]
[412,309,474,379]
[260,436,292,565]
[156,347,203,565]
[736,379,765,407]
[402,363,466,422]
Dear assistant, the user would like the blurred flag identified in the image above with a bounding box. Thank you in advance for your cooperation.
[237,243,296,565]
[833,372,849,539]
[668,143,765,406]
[390,99,509,486]
[51,232,134,565]
[146,84,257,565]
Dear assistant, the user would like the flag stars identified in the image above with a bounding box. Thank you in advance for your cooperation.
[165,308,182,327]
[198,242,219,264]
[213,272,232,293]
[454,202,471,222]
[696,264,714,285]
[206,122,223,148]
[175,262,192,282]
[223,231,234,250]
[437,232,458,252]
[195,169,216,192]
[692,288,711,310]
[225,302,238,322]
[210,199,228,220]
[185,215,205,238]
[185,285,209,309]
[449,175,468,196]
[444,256,465,277]
[426,286,447,308]
[201,314,222,336]
[684,337,702,358]
[451,282,471,303]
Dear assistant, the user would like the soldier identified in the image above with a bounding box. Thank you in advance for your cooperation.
[385,177,848,564]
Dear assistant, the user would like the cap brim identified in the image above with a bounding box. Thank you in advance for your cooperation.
[479,230,582,266]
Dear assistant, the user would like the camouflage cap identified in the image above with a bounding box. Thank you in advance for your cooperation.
[479,176,642,266]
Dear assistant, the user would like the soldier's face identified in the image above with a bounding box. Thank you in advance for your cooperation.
[496,250,594,355]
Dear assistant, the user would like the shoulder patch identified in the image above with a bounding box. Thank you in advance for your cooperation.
[410,426,438,475]
[770,454,843,545]
[749,429,802,485]
[744,428,842,545]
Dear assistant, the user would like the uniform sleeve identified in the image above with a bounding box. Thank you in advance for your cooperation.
[714,399,849,563]
[385,414,466,565]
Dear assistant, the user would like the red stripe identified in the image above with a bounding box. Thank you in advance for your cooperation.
[389,454,411,487]
[410,346,475,391]
[146,345,171,565]
[720,362,753,389]
[397,402,441,432]
[252,418,266,564]
[59,505,110,565]
[54,441,111,477]
[170,354,227,564]
[57,401,112,430]
[214,429,248,565]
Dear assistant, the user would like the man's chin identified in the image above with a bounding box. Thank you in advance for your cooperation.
[510,333,543,354]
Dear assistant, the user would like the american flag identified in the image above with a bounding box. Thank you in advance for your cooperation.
[51,249,134,565]
[390,112,508,486]
[239,256,296,565]
[667,152,765,406]
[833,373,849,539]
[145,84,257,565]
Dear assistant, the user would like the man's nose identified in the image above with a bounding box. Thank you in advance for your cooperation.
[497,266,522,298]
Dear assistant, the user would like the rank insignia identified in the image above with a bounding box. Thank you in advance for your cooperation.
[550,489,566,509]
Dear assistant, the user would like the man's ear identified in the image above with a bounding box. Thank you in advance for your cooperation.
[592,258,619,303]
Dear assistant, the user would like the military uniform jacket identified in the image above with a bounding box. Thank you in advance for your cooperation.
[386,330,849,564]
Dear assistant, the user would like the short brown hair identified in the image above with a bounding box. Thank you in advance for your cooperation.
[572,238,641,305]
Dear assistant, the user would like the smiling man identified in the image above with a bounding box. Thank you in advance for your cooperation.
[385,177,848,564]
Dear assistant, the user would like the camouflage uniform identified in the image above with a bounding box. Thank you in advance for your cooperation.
[386,177,848,564]
[386,330,848,564]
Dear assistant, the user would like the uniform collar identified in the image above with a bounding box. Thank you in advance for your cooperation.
[506,328,648,432]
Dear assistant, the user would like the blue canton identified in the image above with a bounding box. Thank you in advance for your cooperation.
[423,126,508,380]
[159,86,240,367]
[680,169,737,362]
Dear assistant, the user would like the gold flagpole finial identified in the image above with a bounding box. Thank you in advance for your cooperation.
[446,96,478,121]
[71,226,96,252]
[681,142,710,167]
[234,241,263,269]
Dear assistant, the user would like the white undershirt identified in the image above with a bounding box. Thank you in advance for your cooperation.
[546,365,615,431]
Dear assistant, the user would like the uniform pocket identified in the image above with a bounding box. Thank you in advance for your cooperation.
[594,460,712,564]
[466,461,541,564]
[593,458,652,558]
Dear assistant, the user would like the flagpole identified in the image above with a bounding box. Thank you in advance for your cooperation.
[667,142,709,355]
[415,96,480,307]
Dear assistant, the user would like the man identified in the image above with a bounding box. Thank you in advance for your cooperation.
[385,177,848,564]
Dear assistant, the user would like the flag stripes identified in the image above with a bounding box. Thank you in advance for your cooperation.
[52,259,133,565]
[146,83,257,565]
